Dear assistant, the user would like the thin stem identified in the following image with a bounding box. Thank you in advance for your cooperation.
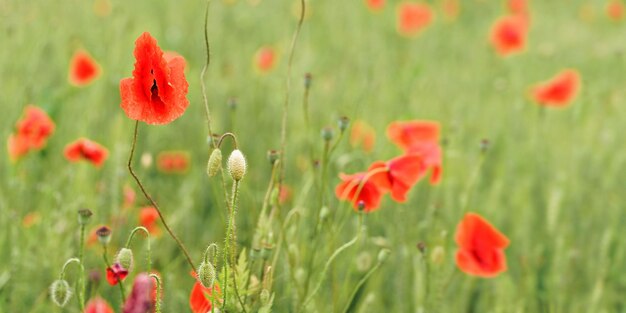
[60,258,85,312]
[217,132,239,149]
[102,245,126,301]
[341,255,385,313]
[149,273,162,313]
[201,0,215,139]
[78,225,86,310]
[278,0,306,187]
[125,226,151,272]
[301,214,364,310]
[202,243,219,264]
[78,225,85,262]
[127,120,196,271]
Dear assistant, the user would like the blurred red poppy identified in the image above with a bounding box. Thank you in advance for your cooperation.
[490,15,527,56]
[106,263,129,285]
[387,120,442,184]
[368,155,424,202]
[190,273,221,313]
[7,106,55,161]
[350,120,376,153]
[254,46,277,73]
[397,2,434,37]
[64,138,109,167]
[455,213,509,277]
[156,151,190,174]
[441,0,460,21]
[532,69,581,107]
[365,0,385,12]
[140,207,161,237]
[69,50,101,86]
[607,0,624,21]
[406,141,443,185]
[507,0,528,16]
[120,32,189,125]
[123,185,136,209]
[335,172,385,212]
[85,296,114,313]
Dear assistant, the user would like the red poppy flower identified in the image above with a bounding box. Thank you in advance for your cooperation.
[123,185,136,209]
[7,134,29,161]
[190,273,222,313]
[490,15,527,56]
[365,0,385,12]
[22,212,41,228]
[350,120,376,153]
[368,155,425,202]
[455,213,509,277]
[85,296,114,313]
[7,105,56,161]
[531,69,581,107]
[406,141,443,185]
[254,46,277,73]
[156,151,190,174]
[69,50,101,86]
[64,138,109,167]
[507,0,528,16]
[279,185,292,204]
[607,0,624,21]
[335,172,385,212]
[106,263,129,285]
[387,120,439,151]
[140,207,161,237]
[120,32,189,125]
[397,2,434,37]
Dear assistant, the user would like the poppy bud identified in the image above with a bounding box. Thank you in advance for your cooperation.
[377,249,391,263]
[356,251,372,272]
[304,72,312,89]
[50,279,72,307]
[321,127,334,142]
[78,208,93,226]
[267,150,279,165]
[228,149,247,181]
[357,200,366,212]
[338,116,350,132]
[206,148,222,177]
[116,248,134,272]
[260,289,271,305]
[319,206,330,221]
[228,97,238,110]
[197,261,216,289]
[96,226,112,245]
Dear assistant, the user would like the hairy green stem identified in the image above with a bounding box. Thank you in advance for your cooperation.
[60,258,85,312]
[125,226,151,272]
[149,273,162,313]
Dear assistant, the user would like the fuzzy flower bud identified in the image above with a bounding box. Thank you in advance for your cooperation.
[116,248,134,272]
[197,261,216,289]
[78,208,93,226]
[338,116,350,132]
[96,226,112,245]
[228,149,247,181]
[206,148,222,177]
[267,150,279,165]
[123,273,153,313]
[50,279,72,307]
[377,249,391,263]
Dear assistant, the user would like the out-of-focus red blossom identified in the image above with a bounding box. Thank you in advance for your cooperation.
[490,15,528,56]
[279,185,292,204]
[455,213,509,278]
[106,263,129,286]
[254,46,277,73]
[387,120,442,185]
[397,2,434,37]
[607,0,624,20]
[120,32,189,125]
[7,106,55,161]
[140,207,161,237]
[507,0,528,16]
[335,172,385,212]
[441,0,460,21]
[123,185,136,209]
[190,272,222,313]
[123,273,154,313]
[368,155,424,202]
[22,212,41,228]
[69,50,101,86]
[532,69,581,107]
[365,0,385,12]
[350,120,376,153]
[85,296,114,313]
[156,151,190,174]
[64,138,109,167]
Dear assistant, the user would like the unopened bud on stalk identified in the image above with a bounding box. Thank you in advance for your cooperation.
[50,279,72,307]
[321,127,334,142]
[357,200,366,212]
[206,148,222,177]
[96,226,111,245]
[116,248,134,272]
[304,72,312,89]
[338,116,350,132]
[197,261,216,289]
[228,149,247,181]
[78,208,93,226]
[267,150,279,165]
[377,249,391,263]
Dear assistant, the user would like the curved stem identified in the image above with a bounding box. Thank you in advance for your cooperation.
[127,120,196,271]
[217,132,239,149]
[341,255,386,313]
[125,226,151,272]
[149,273,162,313]
[301,214,364,310]
[201,0,215,139]
[60,258,85,312]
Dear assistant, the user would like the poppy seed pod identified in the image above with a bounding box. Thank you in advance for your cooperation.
[197,261,216,289]
[338,116,350,132]
[228,149,247,181]
[206,148,222,177]
[77,208,93,225]
[50,279,72,307]
[116,248,134,272]
[321,127,334,141]
[96,226,112,245]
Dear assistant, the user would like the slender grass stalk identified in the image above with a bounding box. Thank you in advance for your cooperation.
[341,256,385,313]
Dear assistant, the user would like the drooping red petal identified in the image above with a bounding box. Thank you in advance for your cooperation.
[64,138,109,167]
[532,69,581,107]
[406,141,443,185]
[454,213,509,277]
[189,276,221,313]
[335,172,384,212]
[69,50,101,86]
[386,155,425,201]
[387,120,439,151]
[106,264,129,286]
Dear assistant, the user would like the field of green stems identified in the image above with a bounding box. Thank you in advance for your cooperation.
[2,0,626,312]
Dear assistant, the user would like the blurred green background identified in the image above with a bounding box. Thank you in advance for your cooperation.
[1,0,626,312]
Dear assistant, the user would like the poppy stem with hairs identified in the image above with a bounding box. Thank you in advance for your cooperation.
[102,245,126,301]
[149,273,162,313]
[127,120,196,271]
[125,226,151,272]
